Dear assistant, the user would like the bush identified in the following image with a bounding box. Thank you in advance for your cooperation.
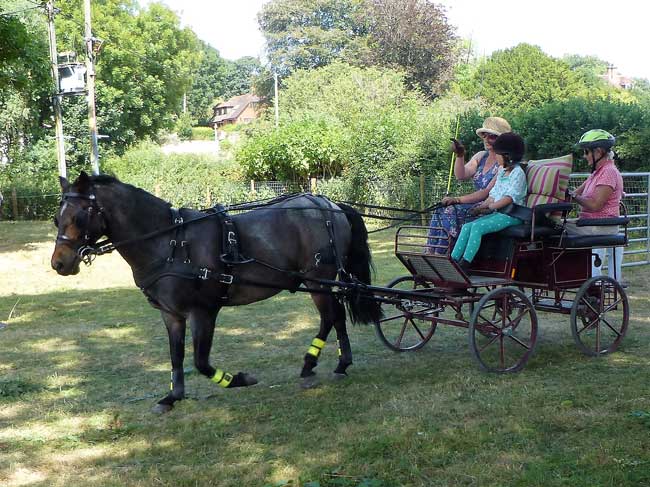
[511,98,650,171]
[103,142,249,207]
[175,113,194,141]
[191,126,214,140]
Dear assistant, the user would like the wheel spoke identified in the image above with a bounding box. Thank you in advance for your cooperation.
[394,320,408,347]
[409,319,427,340]
[580,296,600,316]
[478,332,500,352]
[603,297,624,314]
[478,312,500,329]
[499,335,505,369]
[507,309,529,329]
[507,334,531,350]
[600,316,623,338]
[577,316,599,335]
[379,313,407,324]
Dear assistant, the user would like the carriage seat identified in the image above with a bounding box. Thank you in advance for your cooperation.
[547,216,629,249]
[497,223,561,239]
[494,202,571,241]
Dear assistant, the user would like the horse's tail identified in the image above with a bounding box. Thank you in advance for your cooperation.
[338,202,383,325]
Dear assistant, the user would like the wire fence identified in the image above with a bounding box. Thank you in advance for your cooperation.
[3,172,650,267]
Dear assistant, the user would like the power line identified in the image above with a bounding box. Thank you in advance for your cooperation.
[0,5,41,18]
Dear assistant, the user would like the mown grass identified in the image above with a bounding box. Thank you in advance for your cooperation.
[1,220,649,487]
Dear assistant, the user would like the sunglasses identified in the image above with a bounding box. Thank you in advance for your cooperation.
[583,149,592,155]
[481,133,498,141]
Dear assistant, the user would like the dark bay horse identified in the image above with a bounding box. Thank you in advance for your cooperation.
[51,172,381,413]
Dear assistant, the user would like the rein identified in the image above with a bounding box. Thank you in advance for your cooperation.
[60,189,443,266]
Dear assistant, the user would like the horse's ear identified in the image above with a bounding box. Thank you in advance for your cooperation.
[59,176,69,193]
[74,171,91,193]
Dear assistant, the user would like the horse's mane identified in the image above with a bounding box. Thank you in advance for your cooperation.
[89,174,172,208]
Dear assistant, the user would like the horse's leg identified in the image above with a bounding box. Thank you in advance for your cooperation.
[301,292,336,386]
[331,298,353,378]
[153,311,186,414]
[190,307,258,389]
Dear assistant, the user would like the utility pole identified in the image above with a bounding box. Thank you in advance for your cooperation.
[83,0,100,175]
[45,0,67,178]
[273,71,279,128]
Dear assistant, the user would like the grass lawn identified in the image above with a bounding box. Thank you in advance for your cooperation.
[1,220,649,487]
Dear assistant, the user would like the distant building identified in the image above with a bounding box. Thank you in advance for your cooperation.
[209,93,261,129]
[602,64,633,90]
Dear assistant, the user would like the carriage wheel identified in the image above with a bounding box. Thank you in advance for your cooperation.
[570,276,629,356]
[374,276,438,352]
[469,287,538,373]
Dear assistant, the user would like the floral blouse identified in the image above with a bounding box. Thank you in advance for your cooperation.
[488,165,527,206]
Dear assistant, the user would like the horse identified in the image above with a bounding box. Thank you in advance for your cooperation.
[51,172,382,413]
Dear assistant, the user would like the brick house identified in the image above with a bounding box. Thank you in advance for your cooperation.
[209,93,261,129]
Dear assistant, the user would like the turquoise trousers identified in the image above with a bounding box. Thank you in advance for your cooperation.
[451,212,521,263]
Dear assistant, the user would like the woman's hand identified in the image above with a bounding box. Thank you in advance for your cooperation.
[450,138,466,158]
[442,196,459,206]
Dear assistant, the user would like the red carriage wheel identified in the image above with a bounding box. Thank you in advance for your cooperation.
[468,287,538,373]
[570,276,629,356]
[374,276,438,352]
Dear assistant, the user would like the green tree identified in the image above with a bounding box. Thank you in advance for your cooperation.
[459,44,586,113]
[258,0,371,78]
[0,4,51,165]
[187,42,229,125]
[55,0,202,155]
[258,0,457,97]
[512,98,650,171]
[563,54,610,88]
[366,0,457,96]
[223,56,262,99]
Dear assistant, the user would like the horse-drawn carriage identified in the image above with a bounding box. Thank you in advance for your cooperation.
[51,172,631,412]
[373,203,630,372]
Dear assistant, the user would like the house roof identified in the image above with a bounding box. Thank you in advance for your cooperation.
[210,93,261,124]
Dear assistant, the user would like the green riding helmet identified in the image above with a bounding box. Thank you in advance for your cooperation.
[576,129,616,151]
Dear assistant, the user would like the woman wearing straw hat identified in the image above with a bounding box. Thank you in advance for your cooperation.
[427,116,512,254]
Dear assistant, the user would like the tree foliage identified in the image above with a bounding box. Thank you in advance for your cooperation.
[458,44,586,113]
[258,0,371,78]
[512,98,650,171]
[366,0,457,96]
[54,0,202,157]
[258,0,457,97]
[237,62,466,201]
[0,5,51,164]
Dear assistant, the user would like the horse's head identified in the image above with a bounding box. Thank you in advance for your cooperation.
[51,171,107,276]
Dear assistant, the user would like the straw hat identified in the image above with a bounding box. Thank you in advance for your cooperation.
[476,117,511,137]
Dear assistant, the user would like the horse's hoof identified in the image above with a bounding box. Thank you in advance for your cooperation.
[152,403,173,414]
[332,372,348,381]
[239,372,258,387]
[300,375,320,389]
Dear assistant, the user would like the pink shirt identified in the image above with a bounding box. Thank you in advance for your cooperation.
[580,160,623,219]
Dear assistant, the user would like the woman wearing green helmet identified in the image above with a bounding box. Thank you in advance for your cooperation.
[568,129,624,281]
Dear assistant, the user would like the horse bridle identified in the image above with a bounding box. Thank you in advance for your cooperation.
[56,191,108,265]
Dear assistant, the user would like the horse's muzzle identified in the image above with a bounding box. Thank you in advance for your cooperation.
[51,247,81,275]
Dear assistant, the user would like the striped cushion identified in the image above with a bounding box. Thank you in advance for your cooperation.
[525,154,573,207]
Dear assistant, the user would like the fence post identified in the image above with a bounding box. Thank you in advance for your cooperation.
[11,188,18,220]
[310,177,317,193]
[206,185,211,207]
[250,180,255,193]
[647,174,650,264]
[419,174,426,225]
[154,184,160,197]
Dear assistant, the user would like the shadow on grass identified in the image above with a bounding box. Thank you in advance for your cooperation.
[2,268,650,486]
[0,221,56,254]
